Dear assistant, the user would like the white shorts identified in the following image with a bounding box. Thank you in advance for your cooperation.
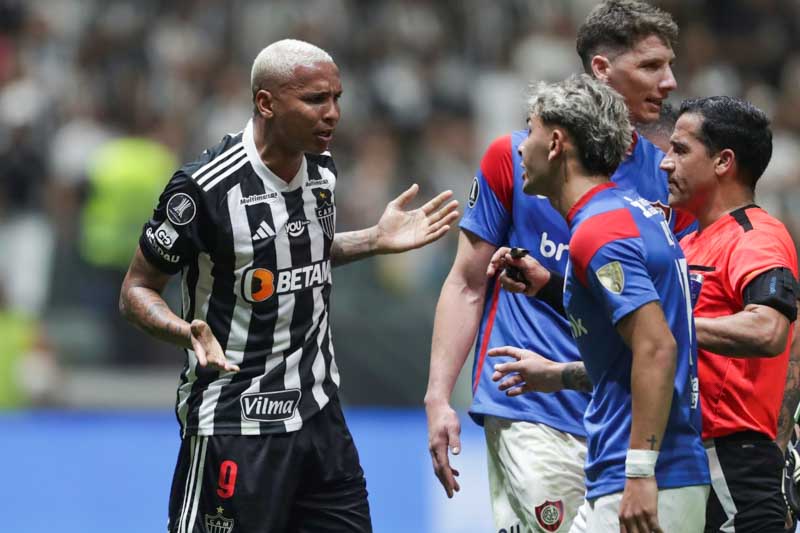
[485,416,587,532]
[568,484,709,533]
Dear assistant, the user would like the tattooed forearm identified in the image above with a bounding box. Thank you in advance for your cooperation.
[777,328,800,451]
[122,288,191,348]
[561,362,593,392]
[330,228,378,267]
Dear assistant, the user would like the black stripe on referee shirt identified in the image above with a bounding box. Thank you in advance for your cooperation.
[211,172,280,432]
[184,183,239,434]
[730,204,758,232]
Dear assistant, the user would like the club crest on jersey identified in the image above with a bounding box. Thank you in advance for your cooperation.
[534,500,564,532]
[166,192,196,226]
[240,389,301,422]
[312,187,335,239]
[468,177,479,208]
[596,261,625,294]
[205,506,234,533]
[650,200,673,224]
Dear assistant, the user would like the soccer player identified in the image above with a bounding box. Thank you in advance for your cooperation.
[489,74,710,532]
[424,2,690,530]
[119,39,459,533]
[660,96,799,532]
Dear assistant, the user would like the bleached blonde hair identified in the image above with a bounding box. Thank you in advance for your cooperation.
[527,74,632,176]
[250,39,334,98]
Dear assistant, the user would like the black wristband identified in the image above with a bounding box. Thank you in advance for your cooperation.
[538,268,566,317]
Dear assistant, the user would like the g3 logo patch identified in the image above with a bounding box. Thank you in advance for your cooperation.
[468,177,479,208]
[166,193,196,226]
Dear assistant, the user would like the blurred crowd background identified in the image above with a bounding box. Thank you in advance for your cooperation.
[1,0,799,409]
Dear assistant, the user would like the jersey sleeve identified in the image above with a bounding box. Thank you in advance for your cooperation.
[459,135,513,246]
[728,228,799,300]
[570,209,660,325]
[139,171,209,274]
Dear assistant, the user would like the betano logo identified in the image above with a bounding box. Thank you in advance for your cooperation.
[241,260,331,303]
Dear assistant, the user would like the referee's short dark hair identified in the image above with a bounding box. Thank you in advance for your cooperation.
[679,96,773,190]
[576,0,678,74]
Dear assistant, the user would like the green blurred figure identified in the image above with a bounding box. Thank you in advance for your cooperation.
[81,137,177,270]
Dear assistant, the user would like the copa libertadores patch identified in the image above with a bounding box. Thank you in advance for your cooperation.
[166,193,197,226]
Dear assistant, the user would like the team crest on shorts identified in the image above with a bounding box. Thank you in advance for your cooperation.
[596,260,625,294]
[312,188,335,239]
[534,499,564,532]
[205,506,234,533]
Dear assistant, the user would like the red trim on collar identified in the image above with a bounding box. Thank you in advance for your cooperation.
[566,182,617,225]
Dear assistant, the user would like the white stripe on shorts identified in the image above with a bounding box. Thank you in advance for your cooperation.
[706,445,737,532]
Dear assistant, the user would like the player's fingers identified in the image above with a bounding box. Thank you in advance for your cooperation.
[427,208,460,233]
[391,183,419,209]
[426,200,459,224]
[420,189,454,215]
[422,224,453,245]
[505,386,528,397]
[487,247,511,276]
[195,345,208,367]
[447,427,461,456]
[646,513,662,533]
[488,346,522,361]
[498,273,528,294]
[495,373,520,389]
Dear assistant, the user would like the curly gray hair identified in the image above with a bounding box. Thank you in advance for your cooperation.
[250,39,334,99]
[527,74,632,176]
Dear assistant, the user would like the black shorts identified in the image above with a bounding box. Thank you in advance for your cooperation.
[705,431,789,532]
[167,396,371,533]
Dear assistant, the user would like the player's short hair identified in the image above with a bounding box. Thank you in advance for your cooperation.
[250,39,334,99]
[576,0,678,73]
[679,96,772,190]
[527,74,632,176]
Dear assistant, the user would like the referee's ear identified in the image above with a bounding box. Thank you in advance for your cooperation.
[254,89,275,119]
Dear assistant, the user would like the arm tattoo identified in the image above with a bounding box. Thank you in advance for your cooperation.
[647,434,658,450]
[561,362,593,392]
[330,229,376,267]
[777,337,800,449]
[123,289,191,348]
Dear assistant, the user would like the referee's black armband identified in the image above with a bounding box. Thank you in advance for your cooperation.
[742,267,798,322]
[538,268,566,317]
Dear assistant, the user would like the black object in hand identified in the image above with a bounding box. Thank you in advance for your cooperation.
[503,247,530,287]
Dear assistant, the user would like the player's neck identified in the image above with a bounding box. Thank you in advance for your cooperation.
[253,118,304,183]
[560,173,610,220]
[695,183,754,231]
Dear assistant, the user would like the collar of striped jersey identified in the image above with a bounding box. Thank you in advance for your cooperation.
[243,118,307,192]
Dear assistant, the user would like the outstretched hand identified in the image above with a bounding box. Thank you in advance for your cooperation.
[426,401,462,498]
[374,184,459,254]
[489,346,563,395]
[190,320,240,373]
[486,246,551,297]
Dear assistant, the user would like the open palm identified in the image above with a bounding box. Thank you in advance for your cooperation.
[375,184,460,253]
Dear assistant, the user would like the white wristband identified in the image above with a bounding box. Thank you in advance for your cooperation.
[625,449,659,478]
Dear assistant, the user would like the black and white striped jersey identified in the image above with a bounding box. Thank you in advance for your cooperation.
[139,119,340,437]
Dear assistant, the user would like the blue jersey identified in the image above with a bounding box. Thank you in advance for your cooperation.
[460,131,695,437]
[564,183,709,499]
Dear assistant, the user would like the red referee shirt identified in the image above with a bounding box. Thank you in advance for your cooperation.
[681,205,798,440]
